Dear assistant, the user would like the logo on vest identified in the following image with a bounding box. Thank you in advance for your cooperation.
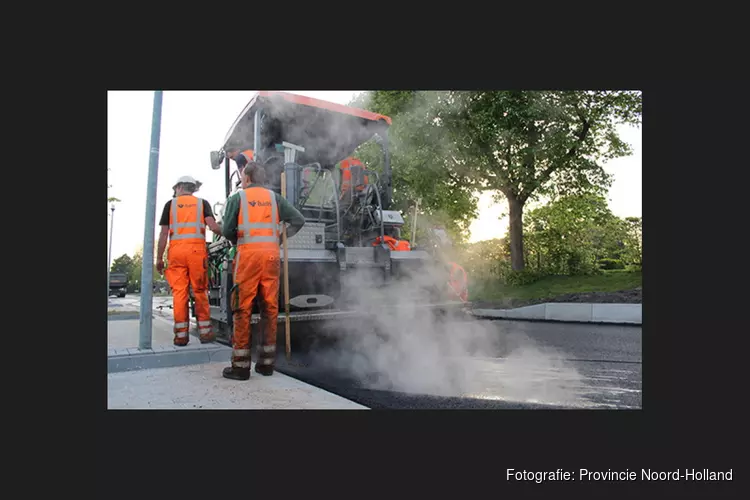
[177,203,197,208]
[248,200,272,207]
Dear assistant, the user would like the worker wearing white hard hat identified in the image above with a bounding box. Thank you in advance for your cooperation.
[173,175,203,191]
[156,175,223,345]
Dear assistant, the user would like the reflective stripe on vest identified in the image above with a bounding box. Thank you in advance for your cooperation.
[237,187,281,246]
[169,196,206,242]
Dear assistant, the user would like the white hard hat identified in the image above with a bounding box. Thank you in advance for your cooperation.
[173,175,202,190]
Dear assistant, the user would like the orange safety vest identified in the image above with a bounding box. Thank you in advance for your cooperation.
[240,149,254,162]
[339,157,368,194]
[373,235,411,251]
[168,195,206,246]
[237,187,281,251]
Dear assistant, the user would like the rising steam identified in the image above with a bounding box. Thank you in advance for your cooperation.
[277,91,589,406]
[309,265,587,406]
[268,91,589,406]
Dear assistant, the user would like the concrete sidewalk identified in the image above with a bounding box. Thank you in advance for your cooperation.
[108,360,368,409]
[471,302,641,325]
[108,317,176,350]
[107,296,192,350]
[107,312,367,409]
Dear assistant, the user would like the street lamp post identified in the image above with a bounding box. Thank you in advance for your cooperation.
[107,203,115,301]
[139,90,163,350]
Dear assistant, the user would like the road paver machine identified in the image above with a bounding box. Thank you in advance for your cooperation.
[205,91,465,345]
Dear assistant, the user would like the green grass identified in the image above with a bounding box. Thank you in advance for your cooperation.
[471,270,642,303]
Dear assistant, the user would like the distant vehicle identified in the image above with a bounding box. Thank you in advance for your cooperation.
[109,273,128,298]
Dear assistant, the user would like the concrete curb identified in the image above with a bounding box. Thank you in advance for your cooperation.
[471,303,641,325]
[108,343,232,373]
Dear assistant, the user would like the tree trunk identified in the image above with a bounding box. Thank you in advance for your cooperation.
[507,194,525,271]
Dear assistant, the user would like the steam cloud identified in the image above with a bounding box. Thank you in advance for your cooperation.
[307,265,587,406]
[273,91,589,406]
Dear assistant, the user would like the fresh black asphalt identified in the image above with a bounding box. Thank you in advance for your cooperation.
[271,319,642,409]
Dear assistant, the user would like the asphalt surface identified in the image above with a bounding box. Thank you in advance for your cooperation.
[111,295,642,409]
[271,319,642,409]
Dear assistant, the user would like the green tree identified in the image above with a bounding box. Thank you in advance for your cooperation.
[110,254,134,274]
[439,90,642,270]
[621,216,642,267]
[129,250,143,292]
[459,238,508,278]
[129,242,163,292]
[519,193,634,276]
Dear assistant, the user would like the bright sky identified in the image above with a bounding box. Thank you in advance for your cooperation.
[107,91,641,261]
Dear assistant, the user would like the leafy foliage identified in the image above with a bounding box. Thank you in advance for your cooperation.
[621,216,642,268]
[459,238,507,278]
[110,245,160,293]
[512,193,641,276]
[439,90,642,269]
[440,91,641,200]
[110,254,134,274]
[459,192,642,291]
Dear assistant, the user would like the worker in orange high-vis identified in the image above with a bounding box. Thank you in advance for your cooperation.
[225,148,255,188]
[447,261,469,302]
[221,162,305,380]
[156,176,223,345]
[226,148,254,170]
[338,156,369,198]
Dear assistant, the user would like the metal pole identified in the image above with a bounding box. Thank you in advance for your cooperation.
[224,156,230,198]
[253,109,262,166]
[107,204,115,301]
[139,90,164,350]
[411,198,420,246]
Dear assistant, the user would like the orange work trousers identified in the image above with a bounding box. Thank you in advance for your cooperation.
[164,243,212,344]
[231,246,280,369]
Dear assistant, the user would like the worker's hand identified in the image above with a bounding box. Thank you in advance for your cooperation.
[156,260,165,274]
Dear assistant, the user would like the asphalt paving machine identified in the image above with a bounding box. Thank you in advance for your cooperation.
[205,91,466,346]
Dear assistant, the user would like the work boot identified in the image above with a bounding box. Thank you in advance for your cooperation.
[199,334,215,344]
[254,364,274,376]
[222,366,250,381]
[174,339,189,347]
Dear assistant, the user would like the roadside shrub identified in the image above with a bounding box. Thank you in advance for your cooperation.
[565,249,599,275]
[493,260,542,286]
[598,258,625,270]
[504,269,541,286]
